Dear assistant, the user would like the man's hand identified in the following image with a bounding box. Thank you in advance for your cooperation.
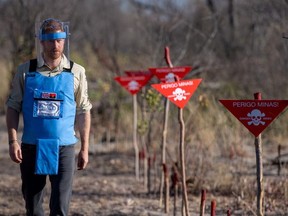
[75,112,91,170]
[9,141,22,163]
[77,149,89,170]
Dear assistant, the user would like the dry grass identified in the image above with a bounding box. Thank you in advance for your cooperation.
[0,61,10,113]
[1,78,288,215]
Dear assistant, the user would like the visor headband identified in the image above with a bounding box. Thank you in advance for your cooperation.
[40,32,67,41]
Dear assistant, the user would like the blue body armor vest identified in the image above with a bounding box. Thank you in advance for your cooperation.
[22,59,78,146]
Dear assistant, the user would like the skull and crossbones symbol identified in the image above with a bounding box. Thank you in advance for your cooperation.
[247,109,265,126]
[165,73,175,83]
[128,80,139,91]
[171,88,190,101]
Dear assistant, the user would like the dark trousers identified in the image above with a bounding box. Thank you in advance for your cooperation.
[20,144,75,216]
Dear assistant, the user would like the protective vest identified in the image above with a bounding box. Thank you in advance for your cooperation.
[21,59,78,146]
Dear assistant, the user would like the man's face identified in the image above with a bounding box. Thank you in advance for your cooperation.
[41,37,65,60]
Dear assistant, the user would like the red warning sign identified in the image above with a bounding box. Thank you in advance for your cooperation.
[149,66,192,83]
[114,75,151,95]
[125,70,153,79]
[219,100,288,137]
[151,79,202,108]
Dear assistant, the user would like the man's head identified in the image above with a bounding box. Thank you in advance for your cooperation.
[40,18,66,41]
[39,18,67,60]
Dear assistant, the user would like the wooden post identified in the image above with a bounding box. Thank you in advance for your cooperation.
[179,107,190,216]
[254,92,264,216]
[148,157,151,194]
[277,144,281,176]
[160,46,173,207]
[200,189,206,216]
[139,147,148,187]
[163,163,170,213]
[143,146,148,189]
[133,94,139,181]
[148,154,157,195]
[163,46,190,216]
[172,166,179,216]
[210,200,216,216]
[159,98,170,206]
[227,209,231,216]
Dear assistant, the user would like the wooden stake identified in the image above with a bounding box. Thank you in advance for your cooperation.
[210,200,216,216]
[163,163,170,213]
[227,209,231,216]
[133,94,139,180]
[277,144,282,176]
[148,157,151,194]
[159,98,170,206]
[172,167,179,216]
[254,92,264,216]
[179,107,190,216]
[200,189,206,216]
[159,46,173,207]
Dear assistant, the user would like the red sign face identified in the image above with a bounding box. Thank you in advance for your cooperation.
[219,100,288,137]
[151,79,202,108]
[148,66,192,83]
[114,76,151,95]
[125,70,153,79]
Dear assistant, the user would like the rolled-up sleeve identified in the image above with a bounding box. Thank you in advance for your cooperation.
[73,63,92,114]
[6,63,27,112]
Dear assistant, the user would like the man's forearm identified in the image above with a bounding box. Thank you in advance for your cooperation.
[76,111,91,151]
[6,107,20,142]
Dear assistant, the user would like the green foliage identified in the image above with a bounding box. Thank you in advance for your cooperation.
[137,119,148,136]
[144,89,162,111]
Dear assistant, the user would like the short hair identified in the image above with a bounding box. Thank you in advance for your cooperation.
[40,18,64,34]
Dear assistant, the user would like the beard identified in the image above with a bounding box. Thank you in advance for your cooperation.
[41,39,65,61]
[47,49,62,60]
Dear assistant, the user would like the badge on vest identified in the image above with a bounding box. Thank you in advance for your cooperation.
[41,92,57,99]
[33,90,63,118]
[35,100,61,117]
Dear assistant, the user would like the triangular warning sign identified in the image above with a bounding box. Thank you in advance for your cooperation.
[114,75,151,95]
[149,66,192,83]
[151,79,202,108]
[125,70,153,80]
[219,100,288,137]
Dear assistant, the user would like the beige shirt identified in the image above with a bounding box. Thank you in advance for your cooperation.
[6,55,92,114]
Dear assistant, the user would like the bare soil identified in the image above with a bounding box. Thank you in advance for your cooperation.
[0,139,288,215]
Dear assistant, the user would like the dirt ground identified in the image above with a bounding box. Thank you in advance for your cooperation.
[0,138,288,216]
[0,142,197,216]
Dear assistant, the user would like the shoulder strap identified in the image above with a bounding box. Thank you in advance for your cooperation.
[29,59,37,72]
[28,59,74,72]
[63,61,74,72]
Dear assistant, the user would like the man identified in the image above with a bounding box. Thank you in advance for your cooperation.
[6,18,92,215]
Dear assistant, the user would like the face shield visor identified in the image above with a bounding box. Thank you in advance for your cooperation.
[35,18,70,62]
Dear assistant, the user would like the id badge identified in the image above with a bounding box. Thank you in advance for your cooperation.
[34,100,61,118]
